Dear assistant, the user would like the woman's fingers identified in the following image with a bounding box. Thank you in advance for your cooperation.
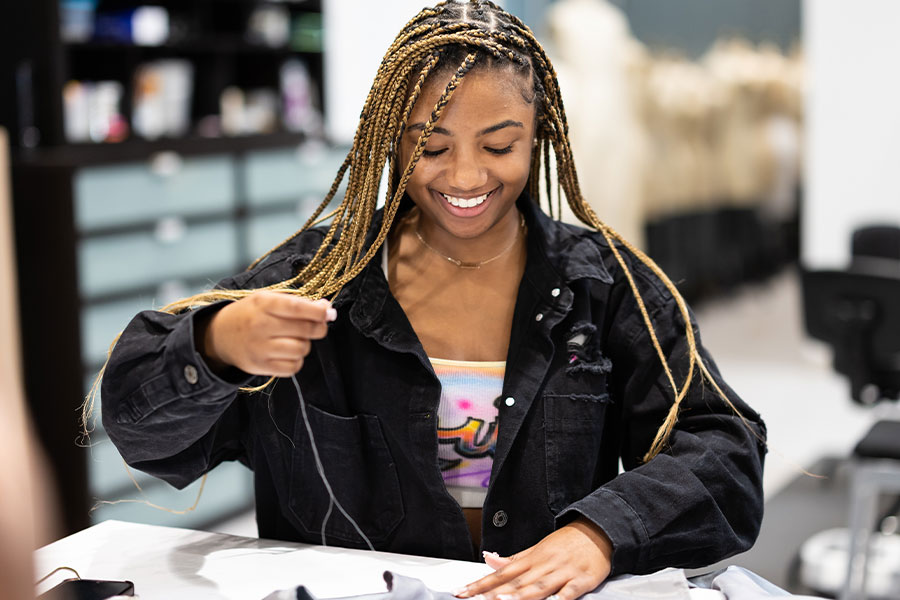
[459,556,563,600]
[483,551,512,570]
[461,560,591,600]
[267,337,311,360]
[456,519,612,600]
[268,318,329,341]
[265,358,307,377]
[260,292,335,323]
[204,291,336,375]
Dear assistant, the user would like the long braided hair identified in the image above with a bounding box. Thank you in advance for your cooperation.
[85,0,755,462]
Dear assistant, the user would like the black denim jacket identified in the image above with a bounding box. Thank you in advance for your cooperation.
[101,195,766,575]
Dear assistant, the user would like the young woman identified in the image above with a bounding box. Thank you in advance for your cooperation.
[96,2,766,599]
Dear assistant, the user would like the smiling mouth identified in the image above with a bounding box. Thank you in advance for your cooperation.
[439,189,495,208]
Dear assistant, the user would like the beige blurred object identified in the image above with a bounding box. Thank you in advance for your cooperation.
[703,38,792,210]
[546,0,651,248]
[639,39,803,221]
[757,43,804,222]
[641,55,726,220]
[0,127,59,599]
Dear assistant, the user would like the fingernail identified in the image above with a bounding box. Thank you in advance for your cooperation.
[451,588,468,597]
[497,595,516,600]
[482,550,499,558]
[326,307,337,322]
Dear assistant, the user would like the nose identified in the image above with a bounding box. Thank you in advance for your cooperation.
[446,147,487,192]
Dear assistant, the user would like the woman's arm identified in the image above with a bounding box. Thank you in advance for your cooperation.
[458,249,765,599]
[100,301,255,488]
[100,230,333,488]
[560,283,766,575]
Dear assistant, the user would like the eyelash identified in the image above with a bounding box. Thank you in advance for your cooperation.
[421,144,514,158]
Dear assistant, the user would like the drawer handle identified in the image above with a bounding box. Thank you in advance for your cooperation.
[154,216,187,244]
[157,280,189,306]
[149,151,183,177]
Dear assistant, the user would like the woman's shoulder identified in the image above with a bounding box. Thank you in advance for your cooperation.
[224,226,330,290]
[541,216,675,307]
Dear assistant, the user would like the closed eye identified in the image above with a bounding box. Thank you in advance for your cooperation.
[422,148,447,157]
[486,145,513,155]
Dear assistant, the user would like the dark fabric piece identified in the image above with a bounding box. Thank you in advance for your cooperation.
[263,572,456,600]
[853,419,900,459]
[101,193,766,576]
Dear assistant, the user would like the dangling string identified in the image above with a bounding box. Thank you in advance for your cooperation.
[36,566,82,585]
[289,374,375,551]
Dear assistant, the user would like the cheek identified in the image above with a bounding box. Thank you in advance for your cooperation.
[405,159,435,188]
[506,151,533,185]
[396,144,426,189]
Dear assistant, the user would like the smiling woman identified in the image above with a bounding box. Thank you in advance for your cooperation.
[391,67,534,363]
[92,2,767,600]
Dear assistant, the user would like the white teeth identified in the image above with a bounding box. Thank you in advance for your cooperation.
[441,192,490,208]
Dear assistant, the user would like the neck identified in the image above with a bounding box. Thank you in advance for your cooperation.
[410,207,524,267]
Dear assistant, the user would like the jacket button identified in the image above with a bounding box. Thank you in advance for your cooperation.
[184,364,199,385]
[492,510,508,528]
[535,313,543,322]
[504,397,515,407]
[551,287,560,297]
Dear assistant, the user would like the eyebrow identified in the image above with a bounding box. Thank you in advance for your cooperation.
[406,119,524,137]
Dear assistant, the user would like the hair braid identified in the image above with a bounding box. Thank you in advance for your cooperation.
[84,0,758,465]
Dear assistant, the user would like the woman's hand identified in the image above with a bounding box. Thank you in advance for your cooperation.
[455,518,613,600]
[200,291,335,377]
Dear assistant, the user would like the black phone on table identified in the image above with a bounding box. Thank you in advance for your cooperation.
[37,578,135,600]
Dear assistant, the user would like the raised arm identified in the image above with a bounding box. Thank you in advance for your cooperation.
[100,230,331,488]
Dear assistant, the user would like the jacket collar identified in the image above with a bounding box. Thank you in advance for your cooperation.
[338,192,613,335]
[517,194,614,286]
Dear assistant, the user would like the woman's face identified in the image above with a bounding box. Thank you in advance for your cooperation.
[399,66,536,242]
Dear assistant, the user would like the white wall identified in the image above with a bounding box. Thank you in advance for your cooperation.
[323,0,506,144]
[803,0,900,269]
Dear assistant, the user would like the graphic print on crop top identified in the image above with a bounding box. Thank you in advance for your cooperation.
[431,358,505,508]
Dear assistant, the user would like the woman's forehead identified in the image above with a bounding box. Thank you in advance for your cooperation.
[410,67,534,119]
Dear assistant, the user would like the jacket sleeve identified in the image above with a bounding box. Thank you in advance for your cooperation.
[100,230,325,489]
[557,259,767,576]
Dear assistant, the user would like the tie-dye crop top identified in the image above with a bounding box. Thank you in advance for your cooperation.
[430,357,505,508]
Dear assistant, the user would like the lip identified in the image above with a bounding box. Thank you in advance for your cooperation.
[432,187,498,219]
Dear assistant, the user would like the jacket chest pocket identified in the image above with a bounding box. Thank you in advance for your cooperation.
[543,366,612,514]
[287,403,404,547]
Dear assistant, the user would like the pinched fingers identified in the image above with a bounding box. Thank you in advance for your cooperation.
[273,318,329,341]
[267,337,311,360]
[205,291,336,375]
[241,337,312,377]
[260,292,336,323]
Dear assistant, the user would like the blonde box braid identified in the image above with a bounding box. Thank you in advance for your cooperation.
[84,1,757,467]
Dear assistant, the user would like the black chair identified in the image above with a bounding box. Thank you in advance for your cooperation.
[802,269,900,405]
[801,225,900,600]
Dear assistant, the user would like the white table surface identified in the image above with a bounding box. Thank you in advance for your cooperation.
[35,520,492,599]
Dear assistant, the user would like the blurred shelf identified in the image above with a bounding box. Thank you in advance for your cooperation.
[64,39,322,55]
[14,132,311,167]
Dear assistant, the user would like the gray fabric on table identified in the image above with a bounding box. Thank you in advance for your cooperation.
[262,567,827,600]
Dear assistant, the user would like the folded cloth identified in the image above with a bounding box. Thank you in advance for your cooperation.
[688,566,826,600]
[262,567,827,600]
[261,572,450,600]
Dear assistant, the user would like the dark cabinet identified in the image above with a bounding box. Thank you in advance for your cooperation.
[2,0,347,535]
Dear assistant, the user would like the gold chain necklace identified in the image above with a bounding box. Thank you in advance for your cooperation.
[413,212,526,269]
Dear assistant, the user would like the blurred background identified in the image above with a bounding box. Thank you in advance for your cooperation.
[1,1,898,597]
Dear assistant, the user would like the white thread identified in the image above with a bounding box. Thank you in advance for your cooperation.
[290,374,375,551]
[267,395,296,449]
